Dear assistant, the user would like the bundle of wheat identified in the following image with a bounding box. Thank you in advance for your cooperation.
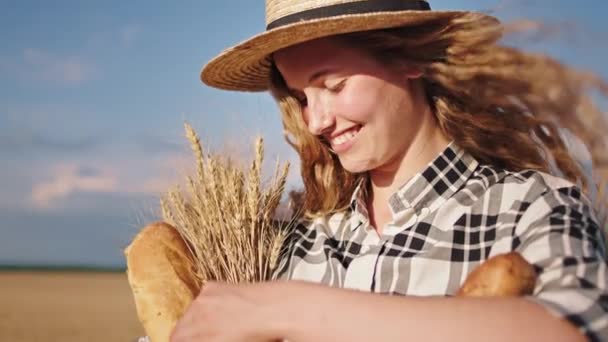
[160,123,293,285]
[126,123,296,342]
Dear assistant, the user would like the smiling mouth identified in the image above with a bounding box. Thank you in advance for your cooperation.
[328,125,361,151]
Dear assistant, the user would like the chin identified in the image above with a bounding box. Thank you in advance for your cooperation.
[338,157,372,174]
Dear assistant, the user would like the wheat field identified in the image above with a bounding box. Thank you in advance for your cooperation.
[0,271,145,342]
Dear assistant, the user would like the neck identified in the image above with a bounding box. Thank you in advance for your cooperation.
[368,106,450,208]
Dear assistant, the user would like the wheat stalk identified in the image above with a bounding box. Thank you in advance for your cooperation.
[161,123,293,285]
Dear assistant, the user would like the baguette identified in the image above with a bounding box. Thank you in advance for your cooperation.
[125,222,200,342]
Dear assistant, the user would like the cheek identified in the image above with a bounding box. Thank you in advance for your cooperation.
[301,107,310,126]
[339,82,381,122]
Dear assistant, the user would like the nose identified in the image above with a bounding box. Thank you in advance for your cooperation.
[305,91,335,136]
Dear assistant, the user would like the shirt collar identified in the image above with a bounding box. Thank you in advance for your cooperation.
[349,142,479,230]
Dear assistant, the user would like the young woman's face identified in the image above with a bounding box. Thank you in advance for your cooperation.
[274,36,428,173]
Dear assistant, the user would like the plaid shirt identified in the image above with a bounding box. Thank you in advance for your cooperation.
[274,142,608,341]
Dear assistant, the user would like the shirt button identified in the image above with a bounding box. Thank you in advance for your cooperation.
[418,207,430,218]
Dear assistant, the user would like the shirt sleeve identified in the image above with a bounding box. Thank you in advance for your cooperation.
[514,185,608,342]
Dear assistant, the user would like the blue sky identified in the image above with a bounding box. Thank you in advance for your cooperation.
[1,0,606,268]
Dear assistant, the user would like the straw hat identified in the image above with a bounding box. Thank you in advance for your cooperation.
[201,0,497,92]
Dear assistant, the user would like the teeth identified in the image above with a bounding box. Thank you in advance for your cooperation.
[331,129,358,145]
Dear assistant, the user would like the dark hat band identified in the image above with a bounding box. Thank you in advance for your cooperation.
[266,0,431,30]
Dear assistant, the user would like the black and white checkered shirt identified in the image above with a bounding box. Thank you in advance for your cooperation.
[274,142,608,341]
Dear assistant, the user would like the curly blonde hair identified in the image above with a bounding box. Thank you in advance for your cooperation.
[269,12,608,220]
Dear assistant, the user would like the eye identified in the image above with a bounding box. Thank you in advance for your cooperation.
[327,79,346,93]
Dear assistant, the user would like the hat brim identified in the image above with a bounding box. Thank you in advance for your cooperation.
[201,10,498,92]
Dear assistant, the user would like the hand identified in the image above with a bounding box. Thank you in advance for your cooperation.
[170,281,287,342]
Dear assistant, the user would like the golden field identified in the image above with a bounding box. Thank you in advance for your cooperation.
[0,271,145,342]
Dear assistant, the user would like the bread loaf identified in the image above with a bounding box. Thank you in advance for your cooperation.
[125,222,200,342]
[457,252,537,297]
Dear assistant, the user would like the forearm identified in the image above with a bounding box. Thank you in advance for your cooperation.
[275,281,586,342]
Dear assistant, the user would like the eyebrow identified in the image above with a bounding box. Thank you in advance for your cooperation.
[309,68,334,84]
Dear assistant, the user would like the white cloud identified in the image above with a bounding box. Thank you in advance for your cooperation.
[26,141,302,212]
[28,153,192,210]
[20,121,301,212]
[31,163,118,209]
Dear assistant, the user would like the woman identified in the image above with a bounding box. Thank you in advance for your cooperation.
[171,1,608,341]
